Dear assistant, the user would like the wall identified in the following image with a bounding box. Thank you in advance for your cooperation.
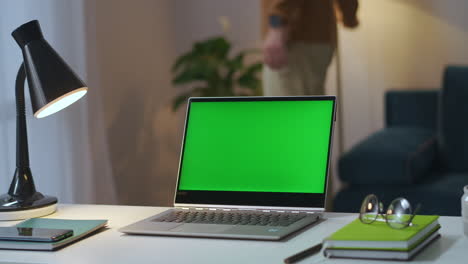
[88,0,179,205]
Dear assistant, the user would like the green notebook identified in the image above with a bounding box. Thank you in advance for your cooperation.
[0,218,107,251]
[324,231,440,260]
[323,215,439,251]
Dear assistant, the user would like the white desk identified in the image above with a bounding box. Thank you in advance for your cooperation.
[0,204,466,264]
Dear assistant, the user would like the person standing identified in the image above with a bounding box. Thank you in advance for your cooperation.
[262,0,359,96]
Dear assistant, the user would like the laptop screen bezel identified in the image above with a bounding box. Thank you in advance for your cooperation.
[174,96,336,209]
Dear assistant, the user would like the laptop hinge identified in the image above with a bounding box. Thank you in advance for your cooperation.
[174,206,321,214]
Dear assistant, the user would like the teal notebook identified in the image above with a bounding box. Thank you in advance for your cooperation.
[323,215,439,251]
[0,218,107,251]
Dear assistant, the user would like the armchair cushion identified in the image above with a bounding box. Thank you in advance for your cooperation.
[334,172,467,216]
[339,127,436,185]
[439,66,468,172]
[386,90,439,130]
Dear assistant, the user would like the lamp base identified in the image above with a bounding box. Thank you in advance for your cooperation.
[0,193,57,221]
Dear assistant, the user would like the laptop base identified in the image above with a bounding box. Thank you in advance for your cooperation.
[119,208,320,241]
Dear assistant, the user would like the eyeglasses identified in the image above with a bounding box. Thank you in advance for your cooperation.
[359,194,421,229]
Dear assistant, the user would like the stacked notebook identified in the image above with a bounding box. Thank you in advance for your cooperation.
[323,215,440,260]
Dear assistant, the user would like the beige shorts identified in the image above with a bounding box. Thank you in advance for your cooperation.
[262,42,334,96]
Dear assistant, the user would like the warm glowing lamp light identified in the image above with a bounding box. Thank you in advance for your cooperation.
[35,88,88,118]
[0,20,88,220]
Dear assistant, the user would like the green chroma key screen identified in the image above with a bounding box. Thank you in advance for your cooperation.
[178,99,334,194]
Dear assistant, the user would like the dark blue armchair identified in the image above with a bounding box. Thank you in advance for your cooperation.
[334,66,468,216]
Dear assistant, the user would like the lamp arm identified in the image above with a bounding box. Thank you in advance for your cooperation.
[15,63,30,168]
[7,63,37,198]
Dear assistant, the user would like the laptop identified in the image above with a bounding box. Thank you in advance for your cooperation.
[120,96,336,240]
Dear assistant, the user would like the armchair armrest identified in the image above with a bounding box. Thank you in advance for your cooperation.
[386,90,439,130]
[339,127,437,185]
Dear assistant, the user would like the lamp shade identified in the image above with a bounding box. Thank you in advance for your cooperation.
[11,20,87,118]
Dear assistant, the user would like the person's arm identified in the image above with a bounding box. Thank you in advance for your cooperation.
[262,0,304,70]
[336,0,359,28]
[266,0,304,30]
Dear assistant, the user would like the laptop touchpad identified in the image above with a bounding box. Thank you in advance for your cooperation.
[169,224,232,233]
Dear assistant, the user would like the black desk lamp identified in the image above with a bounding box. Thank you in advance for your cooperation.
[0,20,88,220]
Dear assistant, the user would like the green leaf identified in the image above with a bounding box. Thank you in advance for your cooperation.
[238,74,260,90]
[172,68,204,85]
[199,86,218,97]
[172,87,207,111]
[193,37,231,60]
[172,52,194,73]
[172,93,191,112]
[172,37,230,84]
[208,37,231,58]
[237,62,263,90]
[244,62,263,75]
[226,52,244,71]
[171,35,263,97]
[172,59,221,85]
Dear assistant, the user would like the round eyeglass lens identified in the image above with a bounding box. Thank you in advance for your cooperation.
[386,198,413,229]
[360,194,379,224]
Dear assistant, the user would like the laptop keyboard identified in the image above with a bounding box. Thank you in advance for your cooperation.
[152,210,308,227]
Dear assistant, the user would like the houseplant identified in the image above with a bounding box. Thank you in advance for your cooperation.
[171,36,263,111]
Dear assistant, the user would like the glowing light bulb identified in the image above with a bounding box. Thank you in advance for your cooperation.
[35,87,87,118]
